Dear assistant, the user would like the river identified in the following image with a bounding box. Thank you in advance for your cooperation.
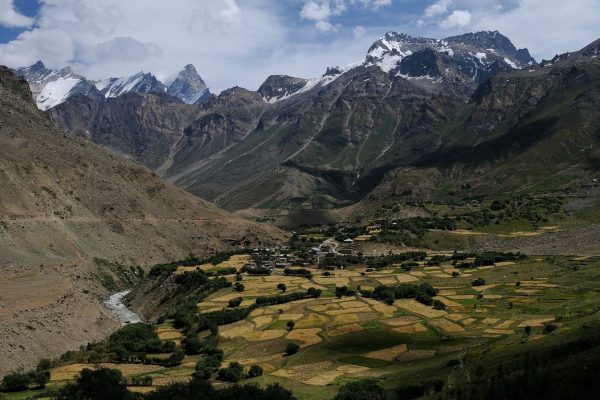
[103,290,143,325]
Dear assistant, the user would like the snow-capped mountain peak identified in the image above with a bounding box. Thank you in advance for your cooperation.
[15,62,213,110]
[166,64,211,104]
[95,71,166,98]
[15,61,100,110]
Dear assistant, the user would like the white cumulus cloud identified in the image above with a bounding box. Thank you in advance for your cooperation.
[439,10,472,29]
[424,0,453,18]
[0,0,35,27]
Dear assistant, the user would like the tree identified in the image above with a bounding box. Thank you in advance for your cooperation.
[433,300,446,310]
[163,341,176,353]
[195,356,222,380]
[234,282,245,292]
[277,283,287,292]
[228,297,242,308]
[235,273,243,282]
[184,336,203,355]
[524,325,532,336]
[55,368,133,400]
[217,362,244,383]
[1,371,32,391]
[32,370,50,388]
[286,320,295,331]
[335,379,387,400]
[335,286,355,298]
[36,358,53,371]
[285,342,300,356]
[471,277,486,287]
[247,365,264,379]
[168,351,186,365]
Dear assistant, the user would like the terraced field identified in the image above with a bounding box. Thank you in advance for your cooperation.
[7,253,591,400]
[79,253,596,399]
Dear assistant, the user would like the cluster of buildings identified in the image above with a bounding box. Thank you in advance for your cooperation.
[241,237,360,272]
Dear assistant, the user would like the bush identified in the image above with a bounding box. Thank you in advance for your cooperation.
[543,323,558,335]
[32,370,50,388]
[255,288,321,307]
[286,321,295,331]
[335,379,387,400]
[234,282,245,292]
[228,297,243,308]
[55,368,132,400]
[36,358,53,371]
[184,336,203,355]
[433,300,446,310]
[1,371,32,391]
[169,351,186,365]
[285,342,300,356]
[471,277,486,287]
[195,355,222,379]
[217,362,244,383]
[247,365,263,379]
[277,283,287,292]
[284,268,312,278]
[335,286,355,298]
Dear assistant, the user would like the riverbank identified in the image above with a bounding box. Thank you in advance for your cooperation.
[103,290,143,325]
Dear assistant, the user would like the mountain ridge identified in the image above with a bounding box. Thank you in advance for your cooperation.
[31,32,600,217]
[15,61,212,110]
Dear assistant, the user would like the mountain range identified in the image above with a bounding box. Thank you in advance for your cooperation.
[15,61,211,110]
[16,31,600,219]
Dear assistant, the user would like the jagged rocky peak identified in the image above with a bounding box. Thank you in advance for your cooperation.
[364,30,536,91]
[167,64,211,104]
[445,31,535,65]
[14,60,100,111]
[95,71,166,98]
[258,75,309,103]
[216,86,263,106]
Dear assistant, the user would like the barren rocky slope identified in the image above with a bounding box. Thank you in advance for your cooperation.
[0,67,283,267]
[0,66,284,376]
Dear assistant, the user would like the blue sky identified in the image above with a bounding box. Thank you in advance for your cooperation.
[0,0,39,42]
[0,0,598,91]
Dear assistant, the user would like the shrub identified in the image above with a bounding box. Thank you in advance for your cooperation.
[433,300,446,310]
[286,321,295,331]
[217,362,244,383]
[247,365,264,379]
[335,379,387,400]
[285,342,300,356]
[1,371,32,391]
[54,368,131,400]
[234,282,245,292]
[471,277,486,287]
[36,358,53,371]
[335,286,355,298]
[543,323,558,335]
[195,355,222,379]
[228,297,243,308]
[32,370,50,388]
[184,336,203,355]
[284,268,312,278]
[277,283,287,292]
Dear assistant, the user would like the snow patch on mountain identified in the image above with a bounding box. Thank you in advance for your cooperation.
[36,77,81,110]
